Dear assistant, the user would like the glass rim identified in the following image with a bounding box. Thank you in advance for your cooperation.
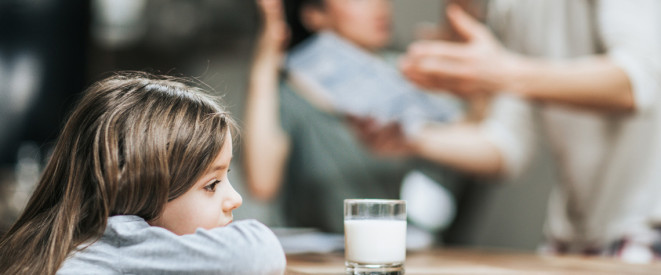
[344,199,405,204]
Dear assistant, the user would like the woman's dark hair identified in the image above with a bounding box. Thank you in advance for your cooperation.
[284,0,324,49]
[0,72,236,275]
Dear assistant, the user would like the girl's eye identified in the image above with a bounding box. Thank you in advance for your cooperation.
[204,180,221,192]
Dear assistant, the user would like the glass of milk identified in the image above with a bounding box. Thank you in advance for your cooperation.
[344,199,406,275]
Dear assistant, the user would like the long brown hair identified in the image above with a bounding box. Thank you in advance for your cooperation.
[0,72,236,275]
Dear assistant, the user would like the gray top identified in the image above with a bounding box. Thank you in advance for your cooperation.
[57,215,286,275]
[279,82,459,233]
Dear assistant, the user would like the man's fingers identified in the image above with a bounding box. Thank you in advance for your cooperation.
[403,62,476,97]
[446,3,485,41]
[402,61,453,91]
[414,57,470,82]
[407,41,467,60]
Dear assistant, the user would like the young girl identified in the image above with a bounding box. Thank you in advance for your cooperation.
[0,72,286,274]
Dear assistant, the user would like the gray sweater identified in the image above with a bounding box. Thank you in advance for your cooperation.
[57,215,286,275]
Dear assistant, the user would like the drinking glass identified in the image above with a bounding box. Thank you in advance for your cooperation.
[344,199,406,275]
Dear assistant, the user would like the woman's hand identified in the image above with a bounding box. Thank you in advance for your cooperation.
[255,0,289,64]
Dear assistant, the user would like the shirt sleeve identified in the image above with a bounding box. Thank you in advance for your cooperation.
[121,220,286,275]
[480,94,536,179]
[597,0,661,113]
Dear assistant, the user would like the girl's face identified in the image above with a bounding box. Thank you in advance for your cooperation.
[149,131,242,235]
[311,0,392,51]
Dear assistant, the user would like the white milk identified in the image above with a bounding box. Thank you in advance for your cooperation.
[344,220,407,264]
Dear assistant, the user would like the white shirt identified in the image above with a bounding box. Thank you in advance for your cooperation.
[482,0,661,249]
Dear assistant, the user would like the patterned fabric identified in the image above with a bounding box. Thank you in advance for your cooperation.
[285,31,462,136]
[540,226,661,263]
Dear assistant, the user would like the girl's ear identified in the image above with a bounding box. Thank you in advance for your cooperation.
[301,4,328,31]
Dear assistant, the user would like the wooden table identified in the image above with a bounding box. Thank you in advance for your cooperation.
[286,248,661,274]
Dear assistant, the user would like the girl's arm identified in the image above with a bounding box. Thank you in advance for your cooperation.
[126,220,286,275]
[244,0,291,201]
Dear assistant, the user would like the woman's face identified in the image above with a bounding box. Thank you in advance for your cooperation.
[312,0,392,51]
[149,131,242,235]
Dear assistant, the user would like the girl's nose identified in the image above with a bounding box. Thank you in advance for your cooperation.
[223,183,243,211]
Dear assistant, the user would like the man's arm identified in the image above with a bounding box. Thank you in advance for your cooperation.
[400,3,661,113]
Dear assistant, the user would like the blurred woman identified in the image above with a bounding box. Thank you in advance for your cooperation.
[244,0,460,234]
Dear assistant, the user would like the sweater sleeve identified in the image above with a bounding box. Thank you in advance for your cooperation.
[480,94,536,179]
[119,219,286,275]
[597,0,661,113]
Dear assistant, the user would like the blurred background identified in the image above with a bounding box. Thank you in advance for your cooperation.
[0,0,556,251]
